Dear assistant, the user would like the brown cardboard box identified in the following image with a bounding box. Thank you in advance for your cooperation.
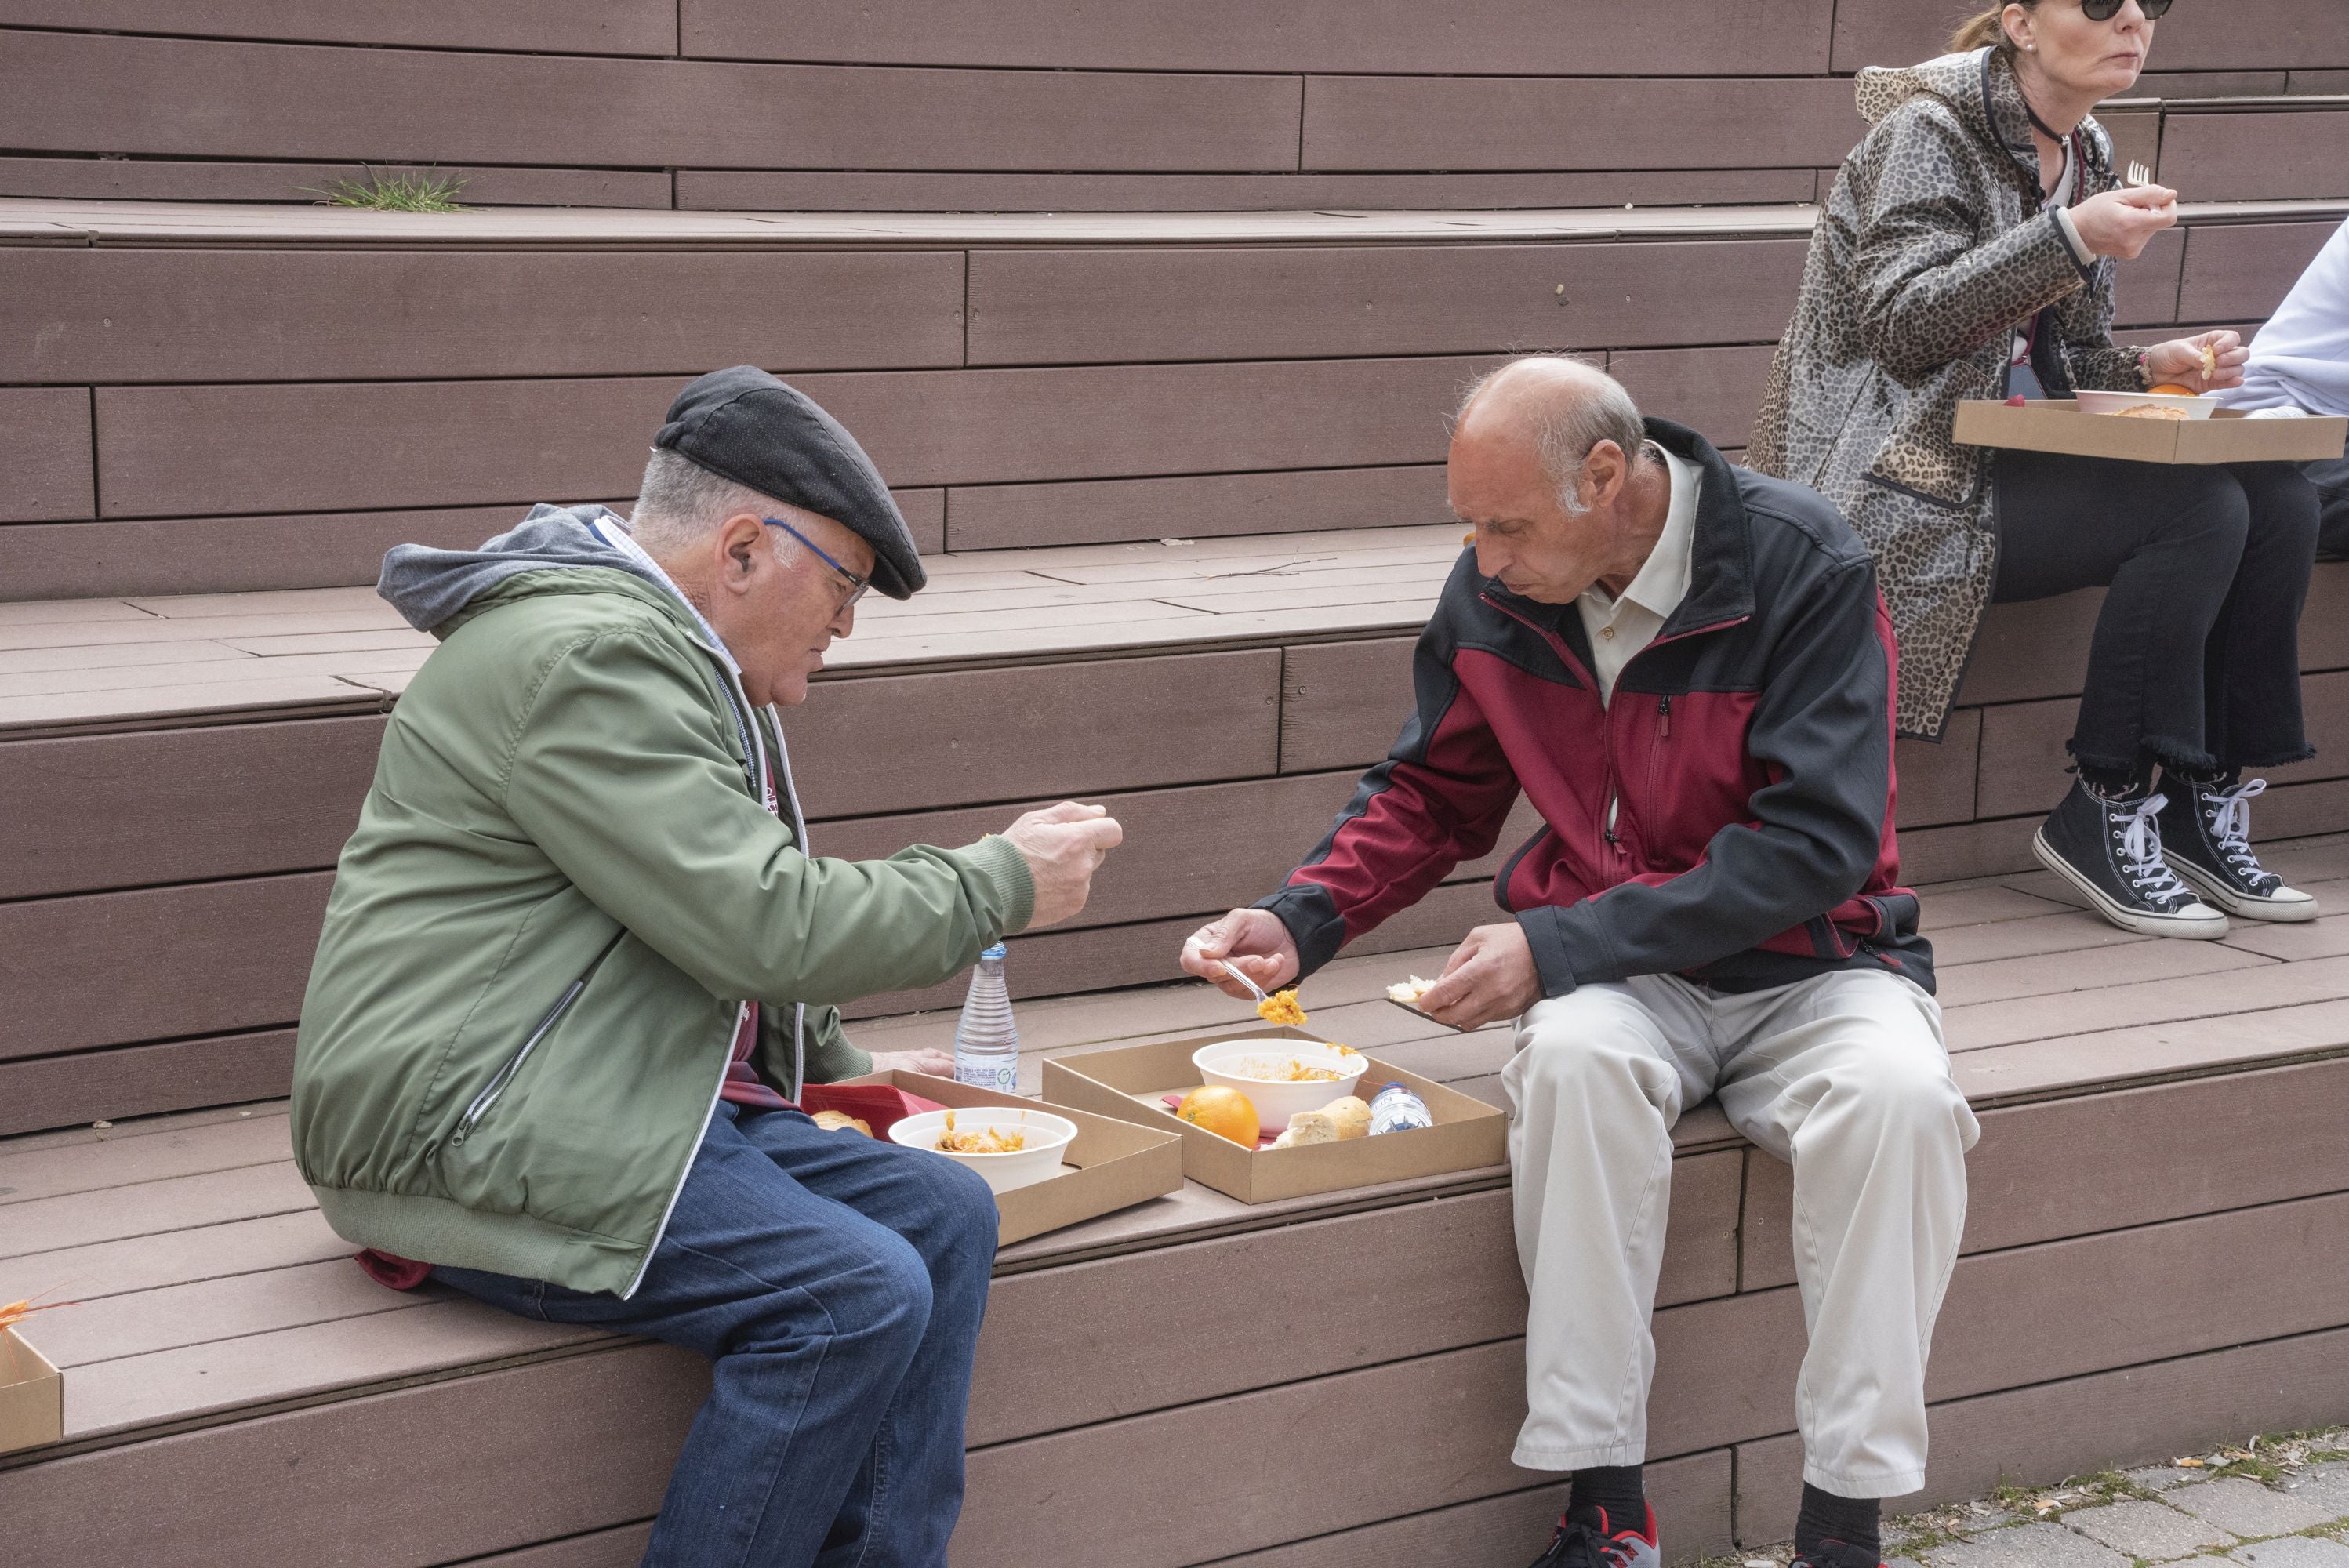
[1042,1027,1508,1204]
[836,1071,1184,1246]
[1,1326,62,1455]
[1954,399,2349,464]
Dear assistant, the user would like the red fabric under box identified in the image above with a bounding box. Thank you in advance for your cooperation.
[798,1083,946,1142]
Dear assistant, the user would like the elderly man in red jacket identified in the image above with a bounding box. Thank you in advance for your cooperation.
[1182,358,1978,1568]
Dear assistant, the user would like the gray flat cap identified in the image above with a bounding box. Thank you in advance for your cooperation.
[654,366,924,599]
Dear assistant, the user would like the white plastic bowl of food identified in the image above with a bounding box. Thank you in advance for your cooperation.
[888,1107,1078,1195]
[2076,389,2216,420]
[1191,1040,1371,1138]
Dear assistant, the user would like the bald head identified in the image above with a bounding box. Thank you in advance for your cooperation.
[1447,354,1667,606]
[1454,357,1650,515]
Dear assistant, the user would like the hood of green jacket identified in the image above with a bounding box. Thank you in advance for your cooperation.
[291,512,1032,1297]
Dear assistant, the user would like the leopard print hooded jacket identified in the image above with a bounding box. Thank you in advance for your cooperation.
[1749,48,2145,740]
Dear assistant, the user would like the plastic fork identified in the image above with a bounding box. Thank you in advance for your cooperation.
[1218,957,1271,1005]
[2126,160,2154,188]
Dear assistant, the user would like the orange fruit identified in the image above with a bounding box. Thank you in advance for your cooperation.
[1176,1085,1260,1146]
[2148,383,2198,397]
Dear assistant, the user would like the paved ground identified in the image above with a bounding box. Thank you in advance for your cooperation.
[1698,1429,2349,1567]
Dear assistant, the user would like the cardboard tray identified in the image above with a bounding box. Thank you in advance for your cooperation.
[1041,1026,1508,1205]
[834,1070,1184,1247]
[1,1326,62,1456]
[1954,398,2349,465]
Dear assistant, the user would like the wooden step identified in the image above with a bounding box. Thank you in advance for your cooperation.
[0,4,2341,212]
[8,545,2349,1129]
[6,938,2349,1564]
[2,195,2340,599]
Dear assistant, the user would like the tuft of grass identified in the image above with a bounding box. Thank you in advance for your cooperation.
[310,169,470,212]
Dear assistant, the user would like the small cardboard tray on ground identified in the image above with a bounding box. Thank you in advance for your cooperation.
[1,1326,62,1455]
[1041,1026,1507,1205]
[833,1070,1184,1247]
[1954,398,2349,464]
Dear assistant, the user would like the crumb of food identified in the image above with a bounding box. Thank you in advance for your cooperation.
[1256,989,1308,1027]
[2201,340,2219,381]
[2116,404,2190,420]
[936,1108,1026,1154]
[811,1109,872,1137]
[1387,975,1437,1004]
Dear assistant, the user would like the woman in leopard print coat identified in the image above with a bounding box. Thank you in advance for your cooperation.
[1752,2,2323,939]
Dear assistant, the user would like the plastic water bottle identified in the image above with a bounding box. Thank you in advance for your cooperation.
[953,944,1021,1091]
[1367,1081,1434,1136]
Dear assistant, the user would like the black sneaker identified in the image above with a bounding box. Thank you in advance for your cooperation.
[1530,1504,1659,1567]
[2158,777,2319,923]
[2032,779,2227,938]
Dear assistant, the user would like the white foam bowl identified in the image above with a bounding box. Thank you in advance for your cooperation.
[1190,1040,1371,1138]
[889,1107,1078,1195]
[2077,389,2217,420]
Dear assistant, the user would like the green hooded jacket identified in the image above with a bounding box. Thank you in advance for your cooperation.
[291,507,1033,1297]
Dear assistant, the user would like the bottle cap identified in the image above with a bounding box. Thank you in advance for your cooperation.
[980,943,1007,960]
[1378,1081,1407,1094]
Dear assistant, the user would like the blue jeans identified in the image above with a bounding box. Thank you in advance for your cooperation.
[435,1102,997,1567]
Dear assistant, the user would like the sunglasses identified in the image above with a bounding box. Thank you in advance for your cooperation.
[2080,0,2171,19]
[761,517,870,614]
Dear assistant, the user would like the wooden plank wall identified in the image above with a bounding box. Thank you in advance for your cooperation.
[0,3,2340,211]
[0,205,2335,601]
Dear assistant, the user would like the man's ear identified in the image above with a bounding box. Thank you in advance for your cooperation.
[1581,441,1629,510]
[716,513,765,595]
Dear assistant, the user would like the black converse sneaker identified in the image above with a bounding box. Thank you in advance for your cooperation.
[2158,777,2319,922]
[2032,779,2228,938]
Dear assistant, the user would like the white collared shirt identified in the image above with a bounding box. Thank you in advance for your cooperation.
[1574,443,1701,705]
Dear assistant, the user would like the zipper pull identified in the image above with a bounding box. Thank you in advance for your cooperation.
[1657,695,1672,738]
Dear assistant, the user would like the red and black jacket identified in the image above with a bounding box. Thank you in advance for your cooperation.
[1260,419,1933,1000]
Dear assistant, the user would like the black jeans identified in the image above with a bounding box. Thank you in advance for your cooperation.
[1993,449,2319,781]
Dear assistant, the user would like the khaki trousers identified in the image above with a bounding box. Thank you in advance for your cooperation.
[1501,967,1980,1496]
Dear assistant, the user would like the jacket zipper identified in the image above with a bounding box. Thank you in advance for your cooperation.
[449,927,626,1148]
[1481,590,1745,876]
[623,657,779,1303]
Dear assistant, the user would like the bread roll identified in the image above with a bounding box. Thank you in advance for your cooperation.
[1275,1110,1342,1149]
[1317,1095,1371,1140]
[811,1110,873,1137]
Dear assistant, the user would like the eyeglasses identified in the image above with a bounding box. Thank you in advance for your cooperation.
[761,517,870,614]
[2081,0,2171,20]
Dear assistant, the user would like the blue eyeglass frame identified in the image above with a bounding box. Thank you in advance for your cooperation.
[761,517,871,611]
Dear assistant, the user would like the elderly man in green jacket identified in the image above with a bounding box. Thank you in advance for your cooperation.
[291,366,1123,1566]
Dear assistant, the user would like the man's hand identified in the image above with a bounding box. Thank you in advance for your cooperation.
[2144,328,2249,392]
[999,802,1124,930]
[1180,908,1301,999]
[866,1047,955,1079]
[2071,184,2177,261]
[1417,922,1544,1032]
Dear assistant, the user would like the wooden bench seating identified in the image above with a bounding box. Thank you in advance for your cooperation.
[0,2,2339,212]
[10,535,2349,1136]
[11,854,2349,1565]
[2,195,2341,602]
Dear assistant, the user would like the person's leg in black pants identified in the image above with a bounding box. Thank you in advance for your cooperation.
[2309,456,2349,561]
[1992,452,2318,933]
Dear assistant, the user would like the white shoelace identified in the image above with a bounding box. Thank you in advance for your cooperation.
[2115,793,2191,900]
[2204,777,2268,873]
